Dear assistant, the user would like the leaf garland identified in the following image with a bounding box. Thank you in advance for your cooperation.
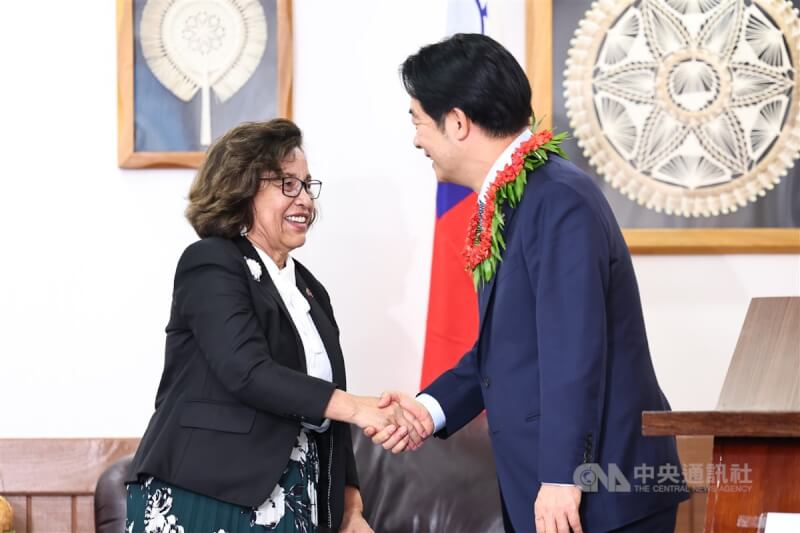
[463,123,568,289]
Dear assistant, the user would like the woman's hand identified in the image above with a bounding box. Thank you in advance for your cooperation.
[364,391,434,453]
[351,396,421,449]
[341,487,374,533]
[340,510,374,533]
[351,396,399,429]
[323,390,423,448]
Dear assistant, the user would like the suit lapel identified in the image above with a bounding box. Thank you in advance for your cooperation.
[294,269,345,385]
[233,237,307,372]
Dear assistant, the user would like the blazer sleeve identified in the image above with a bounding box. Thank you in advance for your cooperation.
[420,342,484,438]
[175,238,336,422]
[525,182,610,484]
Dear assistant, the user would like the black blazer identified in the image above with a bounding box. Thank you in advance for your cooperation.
[129,236,359,531]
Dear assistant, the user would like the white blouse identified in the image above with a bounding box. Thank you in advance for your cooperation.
[253,246,333,432]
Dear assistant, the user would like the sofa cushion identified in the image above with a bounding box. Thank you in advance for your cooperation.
[353,414,504,532]
[95,456,132,533]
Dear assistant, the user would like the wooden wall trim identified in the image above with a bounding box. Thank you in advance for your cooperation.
[277,0,293,120]
[526,0,553,131]
[116,0,135,168]
[625,228,800,254]
[0,438,139,495]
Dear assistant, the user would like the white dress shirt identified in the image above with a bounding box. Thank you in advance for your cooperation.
[253,246,332,432]
[477,128,533,204]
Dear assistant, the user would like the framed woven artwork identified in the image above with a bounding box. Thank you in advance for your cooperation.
[526,0,800,253]
[116,0,292,168]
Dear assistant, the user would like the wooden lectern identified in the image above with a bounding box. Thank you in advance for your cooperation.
[643,297,800,533]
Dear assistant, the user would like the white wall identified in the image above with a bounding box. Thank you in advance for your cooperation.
[0,1,797,437]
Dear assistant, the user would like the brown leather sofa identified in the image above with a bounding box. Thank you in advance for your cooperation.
[95,416,505,532]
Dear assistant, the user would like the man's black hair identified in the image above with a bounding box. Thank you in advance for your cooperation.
[401,33,532,137]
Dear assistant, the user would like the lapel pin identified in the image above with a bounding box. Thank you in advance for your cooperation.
[305,287,314,299]
[244,257,262,282]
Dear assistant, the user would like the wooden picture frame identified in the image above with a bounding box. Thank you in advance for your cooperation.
[116,0,293,169]
[525,0,800,254]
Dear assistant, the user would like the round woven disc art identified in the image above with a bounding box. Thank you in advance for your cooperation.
[564,0,800,217]
[140,0,267,146]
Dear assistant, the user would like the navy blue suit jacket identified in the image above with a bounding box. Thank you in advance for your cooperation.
[423,156,688,532]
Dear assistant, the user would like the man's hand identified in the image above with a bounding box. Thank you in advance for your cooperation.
[348,395,422,448]
[534,484,583,533]
[364,391,434,453]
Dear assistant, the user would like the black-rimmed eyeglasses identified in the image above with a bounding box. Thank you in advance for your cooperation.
[261,176,322,199]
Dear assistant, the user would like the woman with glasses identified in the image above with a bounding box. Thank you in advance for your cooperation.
[126,119,424,533]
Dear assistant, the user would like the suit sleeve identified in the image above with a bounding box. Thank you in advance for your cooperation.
[175,239,336,421]
[420,342,485,438]
[527,183,610,484]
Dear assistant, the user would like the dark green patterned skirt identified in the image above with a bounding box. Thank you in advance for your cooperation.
[126,430,320,533]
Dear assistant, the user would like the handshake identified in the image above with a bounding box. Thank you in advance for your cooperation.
[328,390,435,454]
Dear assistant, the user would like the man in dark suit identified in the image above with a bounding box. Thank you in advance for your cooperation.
[368,34,689,532]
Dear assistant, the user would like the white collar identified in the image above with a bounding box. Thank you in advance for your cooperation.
[253,247,312,316]
[253,245,296,287]
[477,129,533,203]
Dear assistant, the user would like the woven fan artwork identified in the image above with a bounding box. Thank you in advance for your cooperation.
[140,0,267,146]
[564,0,800,217]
